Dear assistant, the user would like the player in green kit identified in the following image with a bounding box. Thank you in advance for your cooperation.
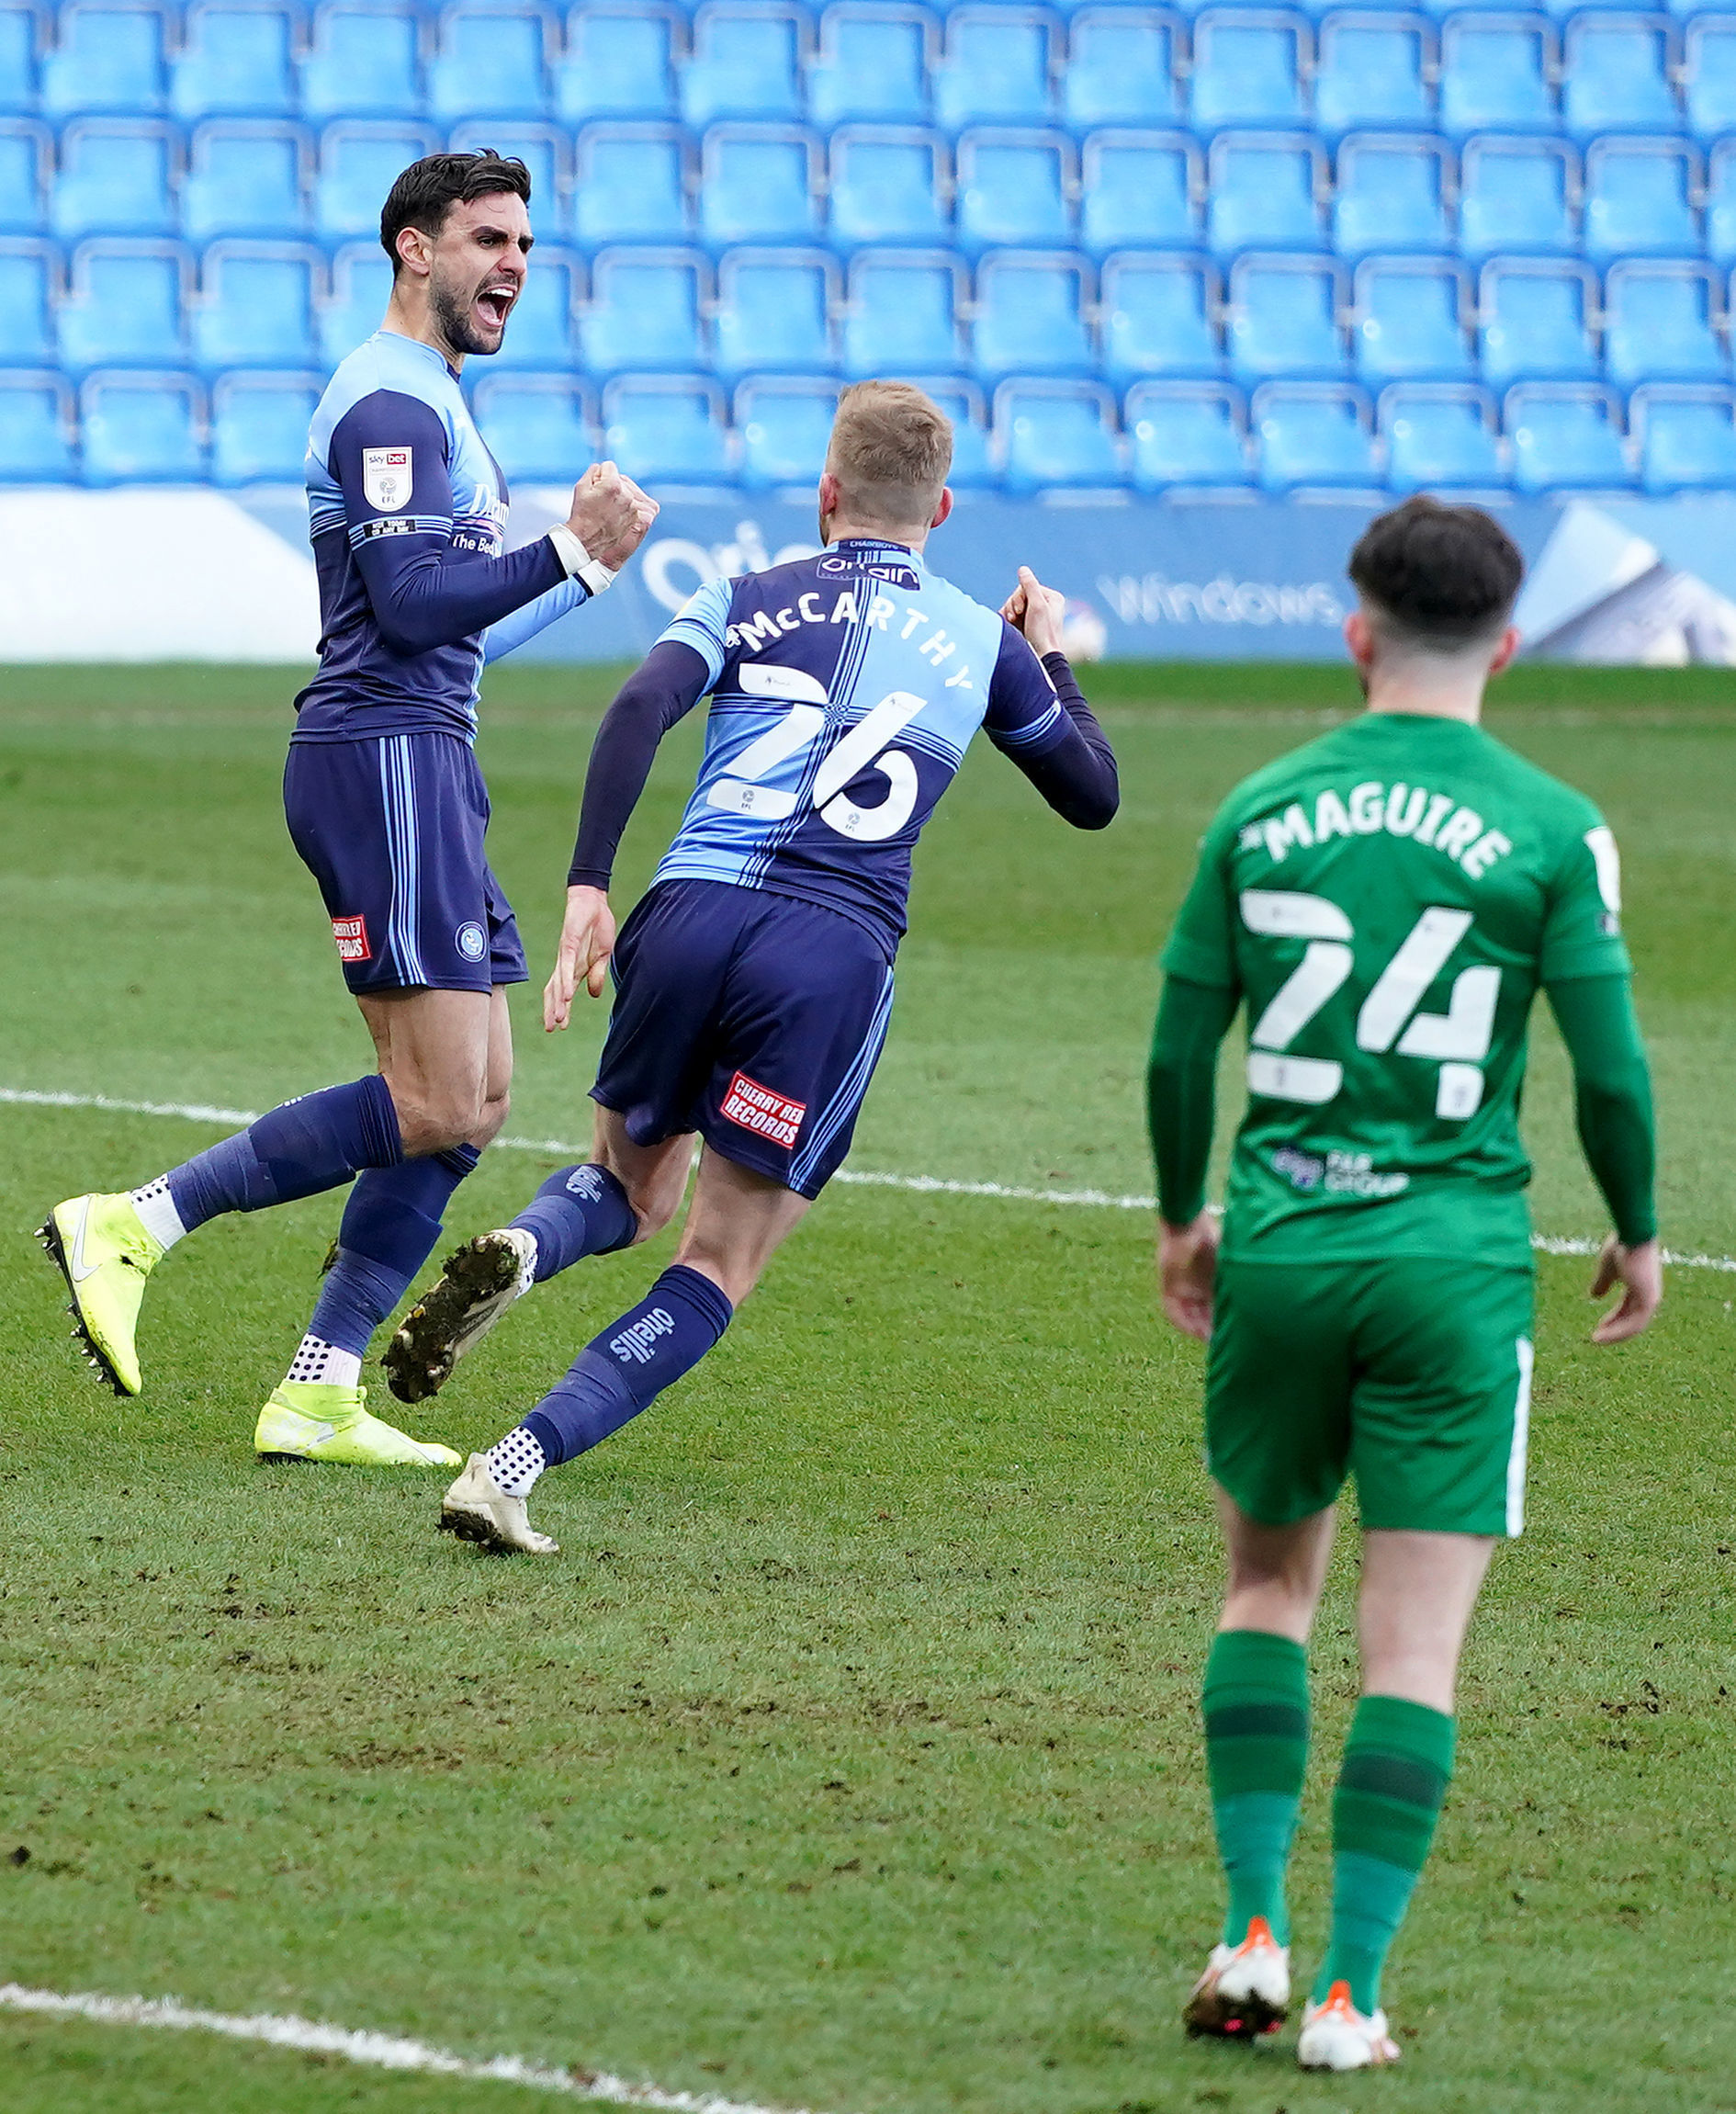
[1147,499,1662,2073]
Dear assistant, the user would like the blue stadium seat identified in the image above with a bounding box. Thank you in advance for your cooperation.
[972,249,1095,381]
[828,127,948,248]
[80,369,206,481]
[300,0,423,122]
[809,4,933,128]
[450,122,570,224]
[1334,133,1450,256]
[1562,17,1681,141]
[210,368,320,480]
[41,1,168,118]
[557,3,678,124]
[571,123,689,245]
[1379,380,1506,488]
[0,3,41,116]
[1226,252,1347,380]
[1457,134,1576,261]
[184,120,311,241]
[1188,9,1308,131]
[603,373,731,481]
[487,244,580,367]
[1207,131,1324,256]
[51,119,179,241]
[1079,129,1199,254]
[1126,379,1251,491]
[737,375,840,487]
[472,373,596,480]
[1685,18,1736,141]
[0,119,49,233]
[172,2,299,119]
[697,124,820,246]
[1584,138,1699,260]
[1708,139,1736,263]
[1099,252,1221,382]
[1313,14,1433,139]
[1479,256,1599,384]
[315,121,438,241]
[319,240,390,361]
[1062,8,1180,130]
[996,378,1122,491]
[1353,254,1472,380]
[954,129,1073,254]
[1505,380,1633,489]
[932,6,1054,132]
[0,235,56,361]
[192,240,321,368]
[841,247,965,373]
[1603,258,1728,385]
[580,245,707,371]
[59,238,191,369]
[681,1,806,128]
[0,369,75,478]
[1438,15,1556,138]
[919,376,993,485]
[1631,382,1736,492]
[713,247,838,374]
[1252,380,1378,490]
[428,2,552,123]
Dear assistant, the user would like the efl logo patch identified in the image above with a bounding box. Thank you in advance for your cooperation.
[362,447,412,513]
[719,1071,806,1149]
[331,915,370,963]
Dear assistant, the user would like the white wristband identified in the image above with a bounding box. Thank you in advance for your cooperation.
[548,523,617,597]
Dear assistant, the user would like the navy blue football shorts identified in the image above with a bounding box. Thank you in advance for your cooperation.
[592,878,896,1200]
[283,732,527,995]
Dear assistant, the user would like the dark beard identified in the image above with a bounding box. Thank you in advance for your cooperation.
[431,277,496,358]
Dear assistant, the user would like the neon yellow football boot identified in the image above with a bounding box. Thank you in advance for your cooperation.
[39,1192,164,1396]
[254,1381,462,1467]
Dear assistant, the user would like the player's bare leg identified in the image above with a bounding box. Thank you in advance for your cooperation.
[387,1104,693,1402]
[439,1145,808,1554]
[255,986,507,1467]
[1187,1495,1335,2041]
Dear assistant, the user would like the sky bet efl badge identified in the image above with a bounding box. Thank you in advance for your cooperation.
[363,447,411,513]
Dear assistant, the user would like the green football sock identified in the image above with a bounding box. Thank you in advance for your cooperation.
[1313,1693,1457,2015]
[1202,1628,1310,1949]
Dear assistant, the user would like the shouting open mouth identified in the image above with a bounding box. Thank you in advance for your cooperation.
[473,279,517,334]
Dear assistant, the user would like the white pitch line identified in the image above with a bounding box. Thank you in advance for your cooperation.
[6,1084,1733,1275]
[0,1984,835,2114]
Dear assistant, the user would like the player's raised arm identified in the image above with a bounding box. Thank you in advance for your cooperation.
[984,566,1119,828]
[333,399,656,657]
[544,637,715,1029]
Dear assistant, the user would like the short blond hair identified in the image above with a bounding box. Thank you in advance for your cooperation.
[824,381,953,527]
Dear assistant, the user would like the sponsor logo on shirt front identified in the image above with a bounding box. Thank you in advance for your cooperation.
[720,1071,807,1149]
[332,915,370,962]
[363,446,412,513]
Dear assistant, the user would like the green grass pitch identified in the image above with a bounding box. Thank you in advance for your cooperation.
[1,661,1733,2114]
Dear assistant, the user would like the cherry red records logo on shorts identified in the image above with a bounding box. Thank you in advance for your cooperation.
[720,1071,806,1149]
[332,915,370,963]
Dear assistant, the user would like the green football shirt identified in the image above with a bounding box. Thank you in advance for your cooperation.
[1161,709,1631,1263]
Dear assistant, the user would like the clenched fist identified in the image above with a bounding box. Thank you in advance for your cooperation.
[566,461,659,573]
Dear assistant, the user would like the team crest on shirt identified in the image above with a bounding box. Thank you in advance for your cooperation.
[363,447,412,513]
[455,921,487,962]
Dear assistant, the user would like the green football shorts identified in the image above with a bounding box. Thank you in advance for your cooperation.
[1204,1257,1537,1538]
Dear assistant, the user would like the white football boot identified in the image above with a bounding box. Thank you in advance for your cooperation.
[1183,1916,1291,2039]
[438,1453,559,1556]
[1296,1981,1403,2070]
[384,1228,536,1403]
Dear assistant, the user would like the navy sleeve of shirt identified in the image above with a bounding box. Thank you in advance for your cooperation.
[982,621,1119,830]
[330,390,568,657]
[567,640,715,887]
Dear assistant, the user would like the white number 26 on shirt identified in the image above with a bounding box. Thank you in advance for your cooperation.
[705,665,925,842]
